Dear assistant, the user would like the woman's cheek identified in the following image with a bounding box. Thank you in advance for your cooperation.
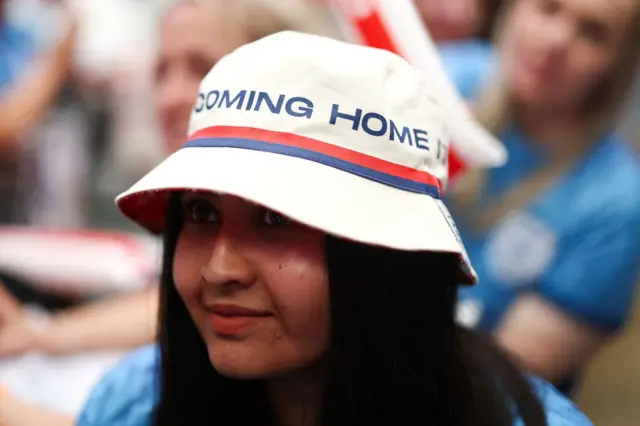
[264,248,329,338]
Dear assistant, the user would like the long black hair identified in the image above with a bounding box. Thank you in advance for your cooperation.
[154,195,546,426]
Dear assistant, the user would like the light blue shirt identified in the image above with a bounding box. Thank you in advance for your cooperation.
[438,40,640,335]
[78,345,593,426]
[0,22,35,91]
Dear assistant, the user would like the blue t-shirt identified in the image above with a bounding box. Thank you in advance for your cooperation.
[0,22,35,91]
[78,345,593,426]
[438,40,640,334]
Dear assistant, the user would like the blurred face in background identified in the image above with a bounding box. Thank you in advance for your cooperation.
[501,0,638,113]
[154,2,248,153]
[415,0,487,41]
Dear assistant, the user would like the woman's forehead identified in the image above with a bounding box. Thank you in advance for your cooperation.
[537,0,638,28]
[159,1,249,58]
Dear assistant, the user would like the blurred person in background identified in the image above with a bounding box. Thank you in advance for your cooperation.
[0,0,76,223]
[439,0,640,395]
[414,0,503,42]
[0,385,70,426]
[0,0,339,359]
[154,0,339,153]
[0,0,338,424]
[618,74,640,148]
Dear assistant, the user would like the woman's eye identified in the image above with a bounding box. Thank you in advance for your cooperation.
[538,0,560,15]
[262,209,291,227]
[184,199,219,224]
[580,20,608,45]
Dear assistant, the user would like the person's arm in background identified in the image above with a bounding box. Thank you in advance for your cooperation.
[36,286,159,355]
[494,208,640,383]
[0,387,74,426]
[0,14,76,150]
[0,280,21,326]
[0,286,158,357]
[495,295,607,382]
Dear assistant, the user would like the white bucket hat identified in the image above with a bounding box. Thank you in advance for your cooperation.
[116,31,477,284]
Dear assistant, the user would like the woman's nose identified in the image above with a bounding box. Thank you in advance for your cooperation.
[543,18,574,53]
[200,227,257,289]
[157,75,197,116]
[156,74,199,138]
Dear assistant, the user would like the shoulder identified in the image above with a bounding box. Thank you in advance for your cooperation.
[77,344,159,426]
[0,23,35,54]
[437,39,496,99]
[573,134,640,227]
[593,136,640,207]
[0,23,37,90]
[527,377,593,426]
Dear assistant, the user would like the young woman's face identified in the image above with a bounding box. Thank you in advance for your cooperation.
[173,193,330,379]
[502,0,637,111]
[154,3,246,153]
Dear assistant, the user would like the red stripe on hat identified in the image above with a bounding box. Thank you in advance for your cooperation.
[189,125,442,192]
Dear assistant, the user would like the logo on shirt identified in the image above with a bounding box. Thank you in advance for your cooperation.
[456,298,483,329]
[485,212,557,287]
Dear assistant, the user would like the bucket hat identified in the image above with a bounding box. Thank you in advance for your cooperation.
[116,31,477,284]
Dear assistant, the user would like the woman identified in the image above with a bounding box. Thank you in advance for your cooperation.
[77,31,591,426]
[440,0,640,393]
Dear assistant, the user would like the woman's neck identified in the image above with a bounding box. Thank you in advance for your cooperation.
[513,98,588,156]
[267,368,324,426]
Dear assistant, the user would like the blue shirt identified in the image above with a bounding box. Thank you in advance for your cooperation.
[439,40,640,334]
[0,22,35,91]
[78,345,592,426]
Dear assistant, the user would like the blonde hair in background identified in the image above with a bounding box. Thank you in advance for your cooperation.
[105,0,342,200]
[452,0,640,233]
[172,0,343,46]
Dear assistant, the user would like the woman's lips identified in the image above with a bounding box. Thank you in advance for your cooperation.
[208,303,271,336]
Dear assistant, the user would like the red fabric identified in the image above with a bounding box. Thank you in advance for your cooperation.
[354,11,400,53]
[448,147,467,184]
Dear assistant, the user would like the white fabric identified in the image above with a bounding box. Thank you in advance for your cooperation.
[0,308,125,416]
[0,351,124,415]
[116,31,477,283]
[0,227,160,295]
[122,147,460,253]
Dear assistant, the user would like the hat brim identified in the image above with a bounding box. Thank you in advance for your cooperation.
[116,144,476,284]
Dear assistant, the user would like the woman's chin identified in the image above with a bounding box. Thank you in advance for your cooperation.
[208,348,286,380]
[213,365,267,380]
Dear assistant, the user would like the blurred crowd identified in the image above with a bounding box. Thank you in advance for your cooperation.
[0,0,638,425]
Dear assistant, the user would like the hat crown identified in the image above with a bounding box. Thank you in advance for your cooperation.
[187,31,451,194]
